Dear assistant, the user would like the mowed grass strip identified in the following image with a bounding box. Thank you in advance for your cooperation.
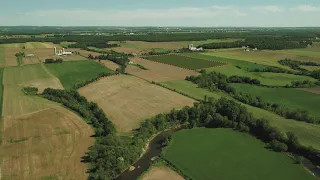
[2,64,61,117]
[79,75,195,132]
[163,128,316,180]
[2,106,94,180]
[207,65,316,86]
[231,84,320,118]
[160,80,320,149]
[45,60,113,89]
[147,54,223,70]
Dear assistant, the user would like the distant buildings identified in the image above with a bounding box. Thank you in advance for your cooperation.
[54,47,73,56]
[188,44,203,51]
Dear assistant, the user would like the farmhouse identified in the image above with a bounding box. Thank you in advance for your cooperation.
[54,47,73,56]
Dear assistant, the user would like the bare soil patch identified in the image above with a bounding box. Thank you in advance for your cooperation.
[126,57,199,82]
[79,75,195,132]
[1,106,94,180]
[141,166,184,180]
[297,88,320,94]
[4,48,21,67]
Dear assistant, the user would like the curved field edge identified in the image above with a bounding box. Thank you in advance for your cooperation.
[159,80,320,150]
[230,84,320,118]
[162,128,316,180]
[138,162,184,180]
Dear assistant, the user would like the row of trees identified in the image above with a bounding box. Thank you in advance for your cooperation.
[44,58,63,64]
[198,41,244,49]
[40,88,320,179]
[72,72,114,89]
[186,71,319,124]
[227,75,261,85]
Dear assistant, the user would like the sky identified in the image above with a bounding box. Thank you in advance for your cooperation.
[1,0,320,27]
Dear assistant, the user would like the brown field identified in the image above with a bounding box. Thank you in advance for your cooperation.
[126,57,199,82]
[4,48,21,67]
[1,106,94,180]
[97,60,119,71]
[22,57,41,65]
[141,166,184,180]
[297,87,320,94]
[79,75,195,132]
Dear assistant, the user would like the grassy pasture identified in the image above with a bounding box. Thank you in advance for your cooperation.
[207,65,316,86]
[162,128,316,180]
[0,43,24,48]
[147,54,224,70]
[45,60,113,89]
[0,47,4,67]
[0,68,3,118]
[269,45,320,60]
[183,52,268,70]
[24,42,61,49]
[79,75,195,132]
[160,80,320,149]
[300,66,320,71]
[231,84,320,118]
[298,87,320,94]
[1,106,94,180]
[2,64,61,117]
[205,49,320,69]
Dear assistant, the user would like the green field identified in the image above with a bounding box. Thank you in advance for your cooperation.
[182,53,268,70]
[45,60,113,89]
[270,47,320,60]
[0,48,4,67]
[231,84,320,118]
[0,43,24,48]
[300,66,320,71]
[0,68,3,118]
[162,128,316,180]
[207,65,316,86]
[160,80,320,149]
[147,54,223,70]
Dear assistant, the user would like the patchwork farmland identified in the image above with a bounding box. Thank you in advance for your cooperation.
[78,75,195,132]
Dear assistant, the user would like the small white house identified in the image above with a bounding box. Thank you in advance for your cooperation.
[253,48,258,51]
[188,44,203,51]
[25,54,34,57]
[128,61,134,65]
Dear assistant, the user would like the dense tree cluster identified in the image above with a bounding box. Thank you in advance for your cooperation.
[22,87,38,95]
[198,41,244,49]
[187,71,319,124]
[289,80,320,88]
[249,66,294,74]
[15,52,25,57]
[244,37,312,50]
[44,58,63,64]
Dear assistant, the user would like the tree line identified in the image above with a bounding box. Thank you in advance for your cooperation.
[41,88,320,180]
[186,71,320,124]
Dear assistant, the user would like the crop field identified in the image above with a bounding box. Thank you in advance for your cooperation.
[160,80,320,149]
[147,54,224,70]
[98,60,119,71]
[0,68,3,117]
[1,106,94,180]
[0,43,24,48]
[45,60,113,89]
[2,64,62,117]
[110,47,147,54]
[183,52,268,70]
[231,84,320,117]
[0,47,5,67]
[24,42,61,49]
[162,128,316,180]
[78,75,195,132]
[141,166,183,180]
[270,46,320,61]
[4,47,20,67]
[298,87,320,94]
[207,65,316,86]
[127,57,199,82]
[205,49,320,69]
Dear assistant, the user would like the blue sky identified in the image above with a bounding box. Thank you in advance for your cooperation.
[1,0,320,26]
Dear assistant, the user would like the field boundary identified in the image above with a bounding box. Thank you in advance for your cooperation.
[142,54,230,71]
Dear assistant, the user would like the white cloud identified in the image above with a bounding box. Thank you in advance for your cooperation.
[290,5,320,12]
[250,6,284,14]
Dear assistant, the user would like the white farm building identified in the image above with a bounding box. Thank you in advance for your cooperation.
[188,44,203,51]
[54,47,73,56]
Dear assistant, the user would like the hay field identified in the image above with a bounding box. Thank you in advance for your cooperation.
[126,57,199,82]
[98,60,119,71]
[79,75,195,132]
[0,43,24,48]
[110,47,146,54]
[147,54,225,70]
[1,106,94,180]
[2,64,63,117]
[160,80,320,149]
[45,61,113,89]
[207,65,316,86]
[4,48,21,67]
[162,128,316,180]
[204,49,320,69]
[24,42,61,49]
[270,45,320,61]
[141,166,183,180]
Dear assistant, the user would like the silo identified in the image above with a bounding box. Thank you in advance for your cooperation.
[53,47,57,55]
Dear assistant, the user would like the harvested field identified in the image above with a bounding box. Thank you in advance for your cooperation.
[24,42,61,49]
[163,129,316,180]
[0,43,24,48]
[2,64,62,117]
[147,54,225,70]
[22,57,41,65]
[98,60,119,71]
[110,47,146,54]
[298,87,320,94]
[79,75,195,132]
[1,106,94,180]
[141,166,184,180]
[4,48,21,67]
[0,47,5,67]
[126,57,199,82]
